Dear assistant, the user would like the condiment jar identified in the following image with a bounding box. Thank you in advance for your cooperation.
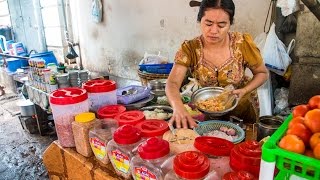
[97,104,126,119]
[82,80,117,112]
[131,137,173,180]
[89,118,119,164]
[49,87,89,147]
[164,151,219,180]
[194,136,234,179]
[72,112,96,157]
[114,110,145,126]
[229,140,262,177]
[135,120,169,138]
[107,125,142,179]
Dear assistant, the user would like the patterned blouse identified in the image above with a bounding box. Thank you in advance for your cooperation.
[174,32,263,122]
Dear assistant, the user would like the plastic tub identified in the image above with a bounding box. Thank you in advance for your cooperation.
[6,58,28,72]
[30,51,58,65]
[49,87,89,147]
[82,80,117,112]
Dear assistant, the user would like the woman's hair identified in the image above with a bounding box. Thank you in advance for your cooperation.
[197,0,235,24]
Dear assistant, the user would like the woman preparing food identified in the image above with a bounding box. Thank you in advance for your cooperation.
[166,0,268,128]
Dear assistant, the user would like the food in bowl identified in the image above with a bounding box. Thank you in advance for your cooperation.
[143,108,173,120]
[195,96,226,112]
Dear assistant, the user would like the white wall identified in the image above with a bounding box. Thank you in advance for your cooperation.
[70,0,270,81]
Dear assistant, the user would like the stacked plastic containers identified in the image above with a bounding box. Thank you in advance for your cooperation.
[49,87,89,147]
[131,137,173,180]
[72,112,96,157]
[229,140,262,177]
[82,80,117,112]
[164,151,219,180]
[97,105,126,119]
[135,120,169,138]
[114,110,145,126]
[89,118,118,164]
[106,125,142,179]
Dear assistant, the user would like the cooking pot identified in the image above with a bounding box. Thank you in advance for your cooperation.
[17,100,36,116]
[256,116,283,141]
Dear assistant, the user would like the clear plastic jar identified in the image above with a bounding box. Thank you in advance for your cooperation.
[49,87,89,147]
[107,125,142,179]
[82,80,117,112]
[89,119,118,164]
[131,137,173,180]
[72,112,96,157]
[164,151,219,180]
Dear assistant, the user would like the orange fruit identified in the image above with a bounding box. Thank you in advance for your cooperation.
[304,109,320,133]
[308,95,320,109]
[309,133,320,150]
[304,149,315,158]
[286,123,312,145]
[288,116,305,129]
[279,134,305,154]
[292,104,310,118]
[313,143,320,159]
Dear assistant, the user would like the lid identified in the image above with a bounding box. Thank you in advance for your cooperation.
[138,137,170,159]
[113,125,141,145]
[194,136,234,156]
[230,140,262,167]
[82,79,116,93]
[49,87,88,105]
[114,110,145,126]
[97,105,126,119]
[173,151,210,179]
[223,171,256,180]
[75,112,96,123]
[135,120,169,137]
[42,68,51,72]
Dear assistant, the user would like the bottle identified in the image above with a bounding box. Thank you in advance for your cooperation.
[72,112,96,157]
[131,137,173,180]
[106,125,142,179]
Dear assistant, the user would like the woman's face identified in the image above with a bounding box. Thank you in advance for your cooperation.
[200,8,231,44]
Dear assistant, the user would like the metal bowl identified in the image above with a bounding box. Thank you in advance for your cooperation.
[191,87,239,117]
[140,105,173,120]
[122,94,155,110]
[148,79,167,90]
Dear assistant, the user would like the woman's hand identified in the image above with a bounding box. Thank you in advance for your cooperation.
[169,105,197,129]
[232,87,247,100]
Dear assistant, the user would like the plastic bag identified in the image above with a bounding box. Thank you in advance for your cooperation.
[180,78,201,98]
[273,87,289,115]
[139,51,168,65]
[92,0,102,23]
[262,23,293,76]
[277,0,300,16]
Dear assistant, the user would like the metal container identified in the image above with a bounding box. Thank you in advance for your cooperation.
[257,116,283,141]
[191,87,239,117]
[147,79,166,97]
[17,100,36,116]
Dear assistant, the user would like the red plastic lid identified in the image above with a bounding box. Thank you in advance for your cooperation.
[173,151,210,179]
[135,120,169,137]
[138,137,170,159]
[50,87,88,105]
[82,79,116,93]
[229,141,261,177]
[113,125,141,145]
[114,110,145,126]
[194,136,234,156]
[97,105,126,119]
[223,171,256,180]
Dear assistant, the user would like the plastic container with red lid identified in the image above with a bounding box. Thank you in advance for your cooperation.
[49,87,89,147]
[82,79,117,112]
[106,125,143,179]
[135,120,169,138]
[131,137,174,179]
[223,170,257,180]
[97,105,126,119]
[164,151,219,180]
[230,140,262,177]
[114,110,145,126]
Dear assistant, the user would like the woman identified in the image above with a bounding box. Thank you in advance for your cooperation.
[165,0,268,129]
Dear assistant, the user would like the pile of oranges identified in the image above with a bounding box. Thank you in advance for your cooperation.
[279,95,320,159]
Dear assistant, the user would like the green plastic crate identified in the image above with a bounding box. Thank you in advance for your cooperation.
[262,114,320,180]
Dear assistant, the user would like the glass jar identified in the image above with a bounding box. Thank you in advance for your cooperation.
[89,119,118,164]
[72,112,96,157]
[107,125,142,179]
[131,137,173,180]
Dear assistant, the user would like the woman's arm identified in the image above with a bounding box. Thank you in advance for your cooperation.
[165,64,197,128]
[233,63,269,98]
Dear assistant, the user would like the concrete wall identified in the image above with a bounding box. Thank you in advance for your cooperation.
[69,0,270,81]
